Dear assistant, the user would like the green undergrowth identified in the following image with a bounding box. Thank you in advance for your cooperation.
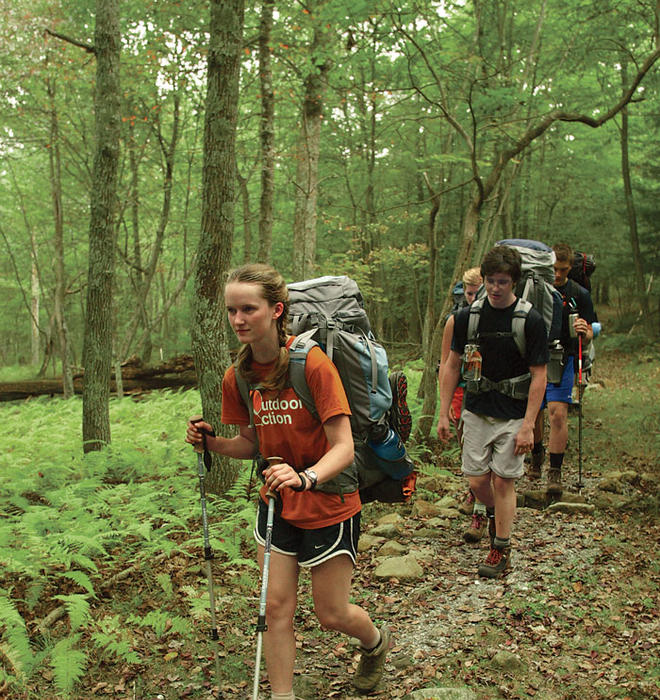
[582,339,660,474]
[0,389,258,698]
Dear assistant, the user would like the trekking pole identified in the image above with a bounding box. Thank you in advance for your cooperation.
[577,335,584,491]
[252,456,281,700]
[190,418,222,697]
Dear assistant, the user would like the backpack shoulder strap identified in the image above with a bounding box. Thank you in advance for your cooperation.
[287,332,320,421]
[511,298,532,358]
[467,297,485,342]
[233,365,254,428]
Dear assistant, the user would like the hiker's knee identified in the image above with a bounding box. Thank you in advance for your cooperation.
[266,592,297,627]
[314,600,350,631]
[491,474,514,497]
[548,402,567,430]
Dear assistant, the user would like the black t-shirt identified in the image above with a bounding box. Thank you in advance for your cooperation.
[556,279,597,357]
[452,298,549,420]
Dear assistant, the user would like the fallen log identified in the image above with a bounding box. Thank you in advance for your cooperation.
[0,356,198,402]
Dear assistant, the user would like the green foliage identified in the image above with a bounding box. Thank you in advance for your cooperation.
[0,389,265,695]
[52,594,92,632]
[128,610,192,638]
[0,593,34,679]
[49,634,87,697]
[91,615,140,665]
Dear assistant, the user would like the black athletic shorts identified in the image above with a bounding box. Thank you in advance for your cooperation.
[253,500,360,568]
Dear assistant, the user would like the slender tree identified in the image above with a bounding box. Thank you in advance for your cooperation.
[81,0,121,452]
[292,2,332,279]
[257,0,276,263]
[46,75,74,397]
[619,57,648,316]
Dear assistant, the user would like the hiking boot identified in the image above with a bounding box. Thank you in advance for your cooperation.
[458,489,475,515]
[478,545,512,579]
[527,445,545,480]
[353,625,391,692]
[463,512,488,542]
[389,371,412,442]
[547,468,562,495]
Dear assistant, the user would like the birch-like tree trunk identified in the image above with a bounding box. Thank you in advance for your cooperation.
[47,77,74,398]
[30,236,40,366]
[82,0,121,452]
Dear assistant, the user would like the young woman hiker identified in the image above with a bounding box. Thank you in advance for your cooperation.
[185,263,389,699]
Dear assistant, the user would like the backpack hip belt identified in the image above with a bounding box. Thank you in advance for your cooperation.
[465,372,531,401]
[463,296,533,401]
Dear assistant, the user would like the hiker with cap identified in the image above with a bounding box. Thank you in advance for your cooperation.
[185,263,389,699]
[529,242,597,493]
[438,246,548,577]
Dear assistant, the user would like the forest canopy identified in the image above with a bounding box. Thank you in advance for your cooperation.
[1,0,658,374]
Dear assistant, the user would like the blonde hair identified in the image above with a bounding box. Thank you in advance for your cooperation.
[226,264,290,392]
[462,267,483,287]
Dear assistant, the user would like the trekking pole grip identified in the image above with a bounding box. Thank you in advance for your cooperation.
[190,415,215,470]
[265,456,283,498]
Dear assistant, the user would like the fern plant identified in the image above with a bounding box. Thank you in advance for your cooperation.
[128,609,192,638]
[91,615,140,665]
[0,593,34,682]
[49,634,87,697]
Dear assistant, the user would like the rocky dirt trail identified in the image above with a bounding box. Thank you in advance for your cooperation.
[287,448,659,700]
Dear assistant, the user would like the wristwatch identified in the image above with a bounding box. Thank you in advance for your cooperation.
[303,469,318,491]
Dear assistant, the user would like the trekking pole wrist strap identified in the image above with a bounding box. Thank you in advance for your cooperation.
[291,472,308,492]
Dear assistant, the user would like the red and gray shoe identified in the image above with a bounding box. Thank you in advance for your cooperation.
[458,489,476,516]
[478,544,512,578]
[389,371,412,442]
[463,512,487,542]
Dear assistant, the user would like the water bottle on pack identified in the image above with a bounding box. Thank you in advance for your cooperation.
[368,426,406,462]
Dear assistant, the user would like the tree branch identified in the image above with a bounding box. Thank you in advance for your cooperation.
[44,27,95,54]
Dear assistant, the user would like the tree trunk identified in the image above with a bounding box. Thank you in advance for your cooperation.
[82,0,121,452]
[292,16,331,280]
[47,77,74,398]
[257,0,275,263]
[30,236,40,366]
[127,119,152,362]
[191,0,245,494]
[417,195,482,440]
[619,59,648,315]
[236,165,253,263]
[118,95,180,364]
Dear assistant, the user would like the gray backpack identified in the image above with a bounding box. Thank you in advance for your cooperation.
[235,276,416,503]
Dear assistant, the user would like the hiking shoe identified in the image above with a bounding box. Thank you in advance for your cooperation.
[389,371,412,442]
[547,468,562,495]
[527,445,545,480]
[352,625,391,692]
[478,545,512,579]
[458,489,475,515]
[463,512,488,542]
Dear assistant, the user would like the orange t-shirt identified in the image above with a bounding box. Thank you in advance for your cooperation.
[221,342,360,528]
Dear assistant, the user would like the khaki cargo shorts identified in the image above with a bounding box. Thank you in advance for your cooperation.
[461,410,525,479]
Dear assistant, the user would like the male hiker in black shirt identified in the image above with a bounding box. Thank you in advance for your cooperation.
[438,245,548,578]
